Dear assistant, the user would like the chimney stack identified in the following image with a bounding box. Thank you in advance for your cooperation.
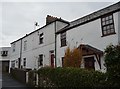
[46,15,59,24]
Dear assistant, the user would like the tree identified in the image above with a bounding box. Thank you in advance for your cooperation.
[63,47,82,68]
[104,44,120,86]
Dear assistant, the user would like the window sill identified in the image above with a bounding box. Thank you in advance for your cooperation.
[39,43,43,45]
[61,45,67,48]
[101,32,116,37]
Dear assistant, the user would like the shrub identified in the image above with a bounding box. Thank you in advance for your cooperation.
[64,47,82,67]
[28,70,37,86]
[37,67,106,88]
[105,44,120,86]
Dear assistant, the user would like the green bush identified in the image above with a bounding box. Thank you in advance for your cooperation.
[37,67,106,88]
[28,70,37,86]
[105,44,120,86]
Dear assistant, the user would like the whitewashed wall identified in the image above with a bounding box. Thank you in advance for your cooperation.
[22,23,55,68]
[56,11,119,72]
[10,21,67,69]
[10,40,21,68]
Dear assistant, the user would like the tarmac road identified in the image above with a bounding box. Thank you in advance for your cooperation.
[1,73,30,89]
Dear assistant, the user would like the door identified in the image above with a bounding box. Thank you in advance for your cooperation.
[84,57,95,70]
[50,54,54,68]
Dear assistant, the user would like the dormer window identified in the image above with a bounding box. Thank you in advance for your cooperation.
[101,14,115,36]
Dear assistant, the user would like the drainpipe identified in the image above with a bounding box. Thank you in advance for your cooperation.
[55,21,57,67]
[20,39,22,69]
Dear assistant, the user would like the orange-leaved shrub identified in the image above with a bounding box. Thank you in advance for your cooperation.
[63,47,82,67]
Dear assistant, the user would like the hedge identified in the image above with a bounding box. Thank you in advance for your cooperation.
[28,70,37,86]
[37,67,107,88]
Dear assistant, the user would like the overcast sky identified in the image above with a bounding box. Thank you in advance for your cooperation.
[0,1,119,47]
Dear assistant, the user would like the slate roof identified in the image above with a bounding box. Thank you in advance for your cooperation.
[56,2,120,34]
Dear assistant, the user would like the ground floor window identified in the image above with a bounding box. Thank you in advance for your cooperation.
[38,54,43,67]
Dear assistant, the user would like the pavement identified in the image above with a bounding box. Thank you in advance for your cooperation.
[1,73,31,89]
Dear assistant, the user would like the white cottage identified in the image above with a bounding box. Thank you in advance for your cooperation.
[10,2,120,72]
[56,2,120,72]
[10,15,69,70]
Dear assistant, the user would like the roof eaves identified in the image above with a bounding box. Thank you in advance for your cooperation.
[11,22,55,44]
[56,2,120,34]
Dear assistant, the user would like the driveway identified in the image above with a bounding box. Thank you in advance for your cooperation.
[2,73,31,89]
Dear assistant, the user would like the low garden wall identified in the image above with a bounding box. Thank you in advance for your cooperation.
[10,68,31,83]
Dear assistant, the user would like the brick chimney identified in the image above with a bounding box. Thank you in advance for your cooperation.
[46,15,58,24]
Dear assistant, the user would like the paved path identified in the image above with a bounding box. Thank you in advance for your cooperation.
[2,73,31,89]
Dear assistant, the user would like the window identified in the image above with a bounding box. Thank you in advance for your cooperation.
[101,14,115,36]
[24,40,27,51]
[61,32,66,47]
[39,33,44,44]
[1,51,8,56]
[23,58,26,68]
[38,54,43,67]
[13,43,16,52]
[11,60,15,68]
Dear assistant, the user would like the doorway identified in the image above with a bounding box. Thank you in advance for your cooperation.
[84,56,95,70]
[50,51,54,68]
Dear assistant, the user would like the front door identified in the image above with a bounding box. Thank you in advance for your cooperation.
[84,57,95,70]
[51,54,54,68]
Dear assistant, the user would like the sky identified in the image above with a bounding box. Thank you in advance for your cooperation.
[0,0,119,47]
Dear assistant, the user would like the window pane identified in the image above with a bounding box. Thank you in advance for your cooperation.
[103,31,107,35]
[107,26,110,29]
[102,18,105,21]
[102,22,105,26]
[111,29,115,33]
[107,30,111,34]
[106,21,109,25]
[106,17,109,20]
[109,15,112,19]
[103,27,106,30]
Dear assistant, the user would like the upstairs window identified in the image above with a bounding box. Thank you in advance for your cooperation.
[24,40,27,51]
[1,51,8,57]
[38,54,43,67]
[61,32,66,47]
[101,14,115,36]
[39,33,44,44]
[13,43,16,52]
